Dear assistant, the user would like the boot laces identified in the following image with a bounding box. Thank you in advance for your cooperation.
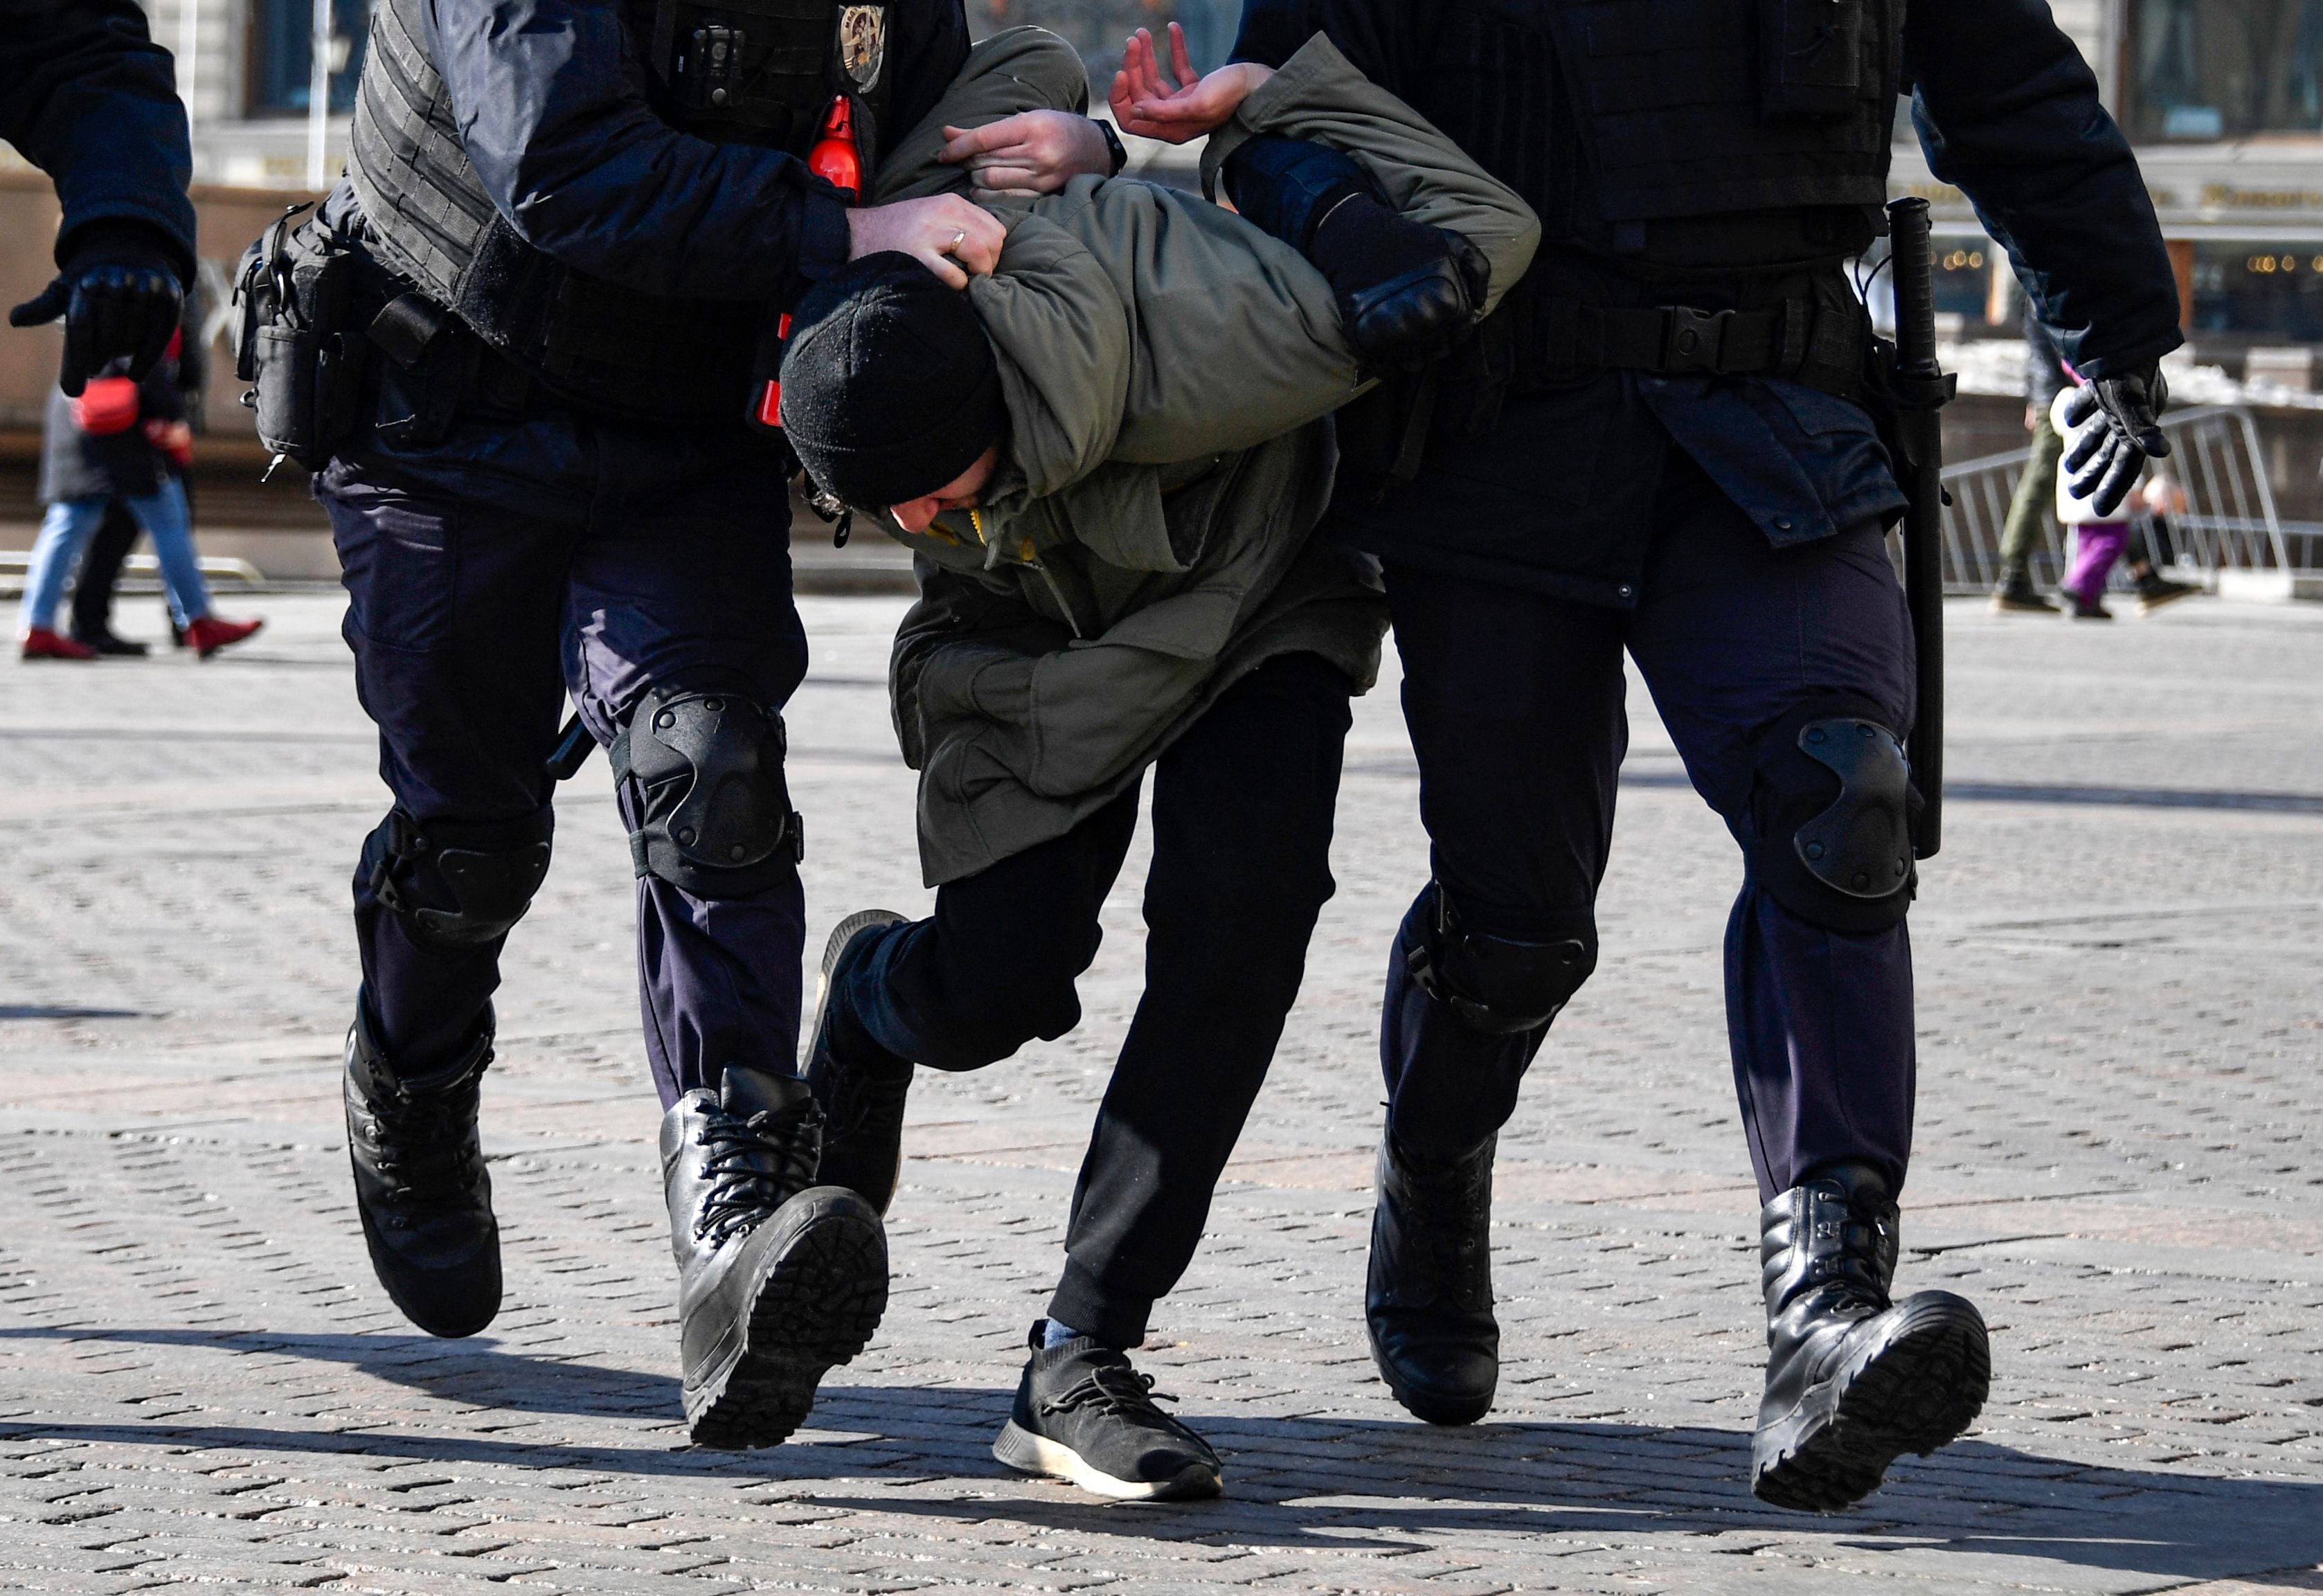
[1043,1361,1183,1431]
[694,1105,819,1246]
[362,1079,483,1204]
[1406,1154,1491,1307]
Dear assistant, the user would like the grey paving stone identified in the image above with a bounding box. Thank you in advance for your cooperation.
[0,593,2320,1591]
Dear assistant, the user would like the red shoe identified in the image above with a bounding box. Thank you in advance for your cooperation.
[20,626,98,661]
[183,615,264,658]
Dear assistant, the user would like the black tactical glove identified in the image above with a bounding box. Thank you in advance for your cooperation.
[2059,366,2170,518]
[9,221,187,397]
[1307,190,1489,373]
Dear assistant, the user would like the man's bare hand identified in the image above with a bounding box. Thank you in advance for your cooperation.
[1108,23,1273,144]
[940,111,1112,197]
[845,195,1006,288]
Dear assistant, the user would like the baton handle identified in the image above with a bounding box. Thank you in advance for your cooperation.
[1888,196,1940,379]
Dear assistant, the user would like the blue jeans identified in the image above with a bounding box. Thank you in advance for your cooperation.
[21,480,211,631]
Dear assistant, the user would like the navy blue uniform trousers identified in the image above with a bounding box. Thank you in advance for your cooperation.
[1382,446,1918,1201]
[319,405,807,1106]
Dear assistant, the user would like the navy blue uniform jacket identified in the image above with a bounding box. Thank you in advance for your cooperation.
[1232,0,2184,604]
[0,0,197,280]
[338,0,969,307]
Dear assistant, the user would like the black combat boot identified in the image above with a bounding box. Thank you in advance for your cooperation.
[343,996,502,1338]
[1752,1163,1991,1512]
[801,908,913,1213]
[1366,1132,1498,1424]
[661,1064,888,1449]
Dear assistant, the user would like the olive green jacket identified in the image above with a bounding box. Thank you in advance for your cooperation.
[866,27,1539,885]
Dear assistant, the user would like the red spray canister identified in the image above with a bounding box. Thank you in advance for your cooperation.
[752,97,861,431]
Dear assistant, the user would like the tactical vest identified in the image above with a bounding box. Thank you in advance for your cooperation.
[346,0,893,422]
[1415,0,1901,273]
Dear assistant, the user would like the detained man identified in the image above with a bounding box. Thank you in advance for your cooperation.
[776,24,1539,1500]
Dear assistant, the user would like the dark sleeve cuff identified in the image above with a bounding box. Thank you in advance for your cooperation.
[2066,325,2185,382]
[791,189,854,292]
[55,213,196,288]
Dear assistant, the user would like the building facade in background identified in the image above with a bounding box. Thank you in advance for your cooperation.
[8,0,2319,362]
[1897,0,2323,375]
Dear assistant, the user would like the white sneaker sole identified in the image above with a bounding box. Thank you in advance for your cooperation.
[992,1419,1221,1503]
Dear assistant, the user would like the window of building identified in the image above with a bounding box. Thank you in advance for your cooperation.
[248,0,370,118]
[2127,0,2323,140]
[1933,242,1995,323]
[2188,241,2323,337]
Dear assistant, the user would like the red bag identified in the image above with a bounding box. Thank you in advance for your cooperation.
[70,376,141,436]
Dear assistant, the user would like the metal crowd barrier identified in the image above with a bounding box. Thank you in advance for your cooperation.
[1935,404,2299,595]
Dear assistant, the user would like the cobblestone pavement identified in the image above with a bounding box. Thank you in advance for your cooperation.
[0,587,2318,1595]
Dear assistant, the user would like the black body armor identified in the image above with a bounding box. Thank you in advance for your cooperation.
[345,0,892,422]
[1419,0,1901,275]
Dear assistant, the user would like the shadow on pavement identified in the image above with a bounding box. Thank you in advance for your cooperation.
[0,1365,2317,1584]
[0,1325,677,1418]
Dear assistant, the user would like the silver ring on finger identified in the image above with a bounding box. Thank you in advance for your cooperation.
[951,229,967,246]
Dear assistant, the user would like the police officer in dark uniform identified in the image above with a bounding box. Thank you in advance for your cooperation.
[273,0,1097,1449]
[1127,0,2180,1509]
[3,0,196,397]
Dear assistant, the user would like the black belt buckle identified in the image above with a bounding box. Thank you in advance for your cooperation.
[1661,305,1734,373]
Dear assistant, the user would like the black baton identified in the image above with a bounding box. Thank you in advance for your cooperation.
[1884,196,1953,860]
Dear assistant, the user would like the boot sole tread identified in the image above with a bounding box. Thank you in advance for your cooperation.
[685,1209,888,1450]
[1753,1296,1991,1514]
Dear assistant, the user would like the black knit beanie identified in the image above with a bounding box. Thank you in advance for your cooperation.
[780,251,1007,508]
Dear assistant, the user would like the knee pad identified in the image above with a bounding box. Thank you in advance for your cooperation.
[1403,883,1597,1036]
[360,805,553,953]
[611,681,802,899]
[1745,698,1919,935]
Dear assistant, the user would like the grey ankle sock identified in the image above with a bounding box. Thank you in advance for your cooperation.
[1040,1318,1086,1350]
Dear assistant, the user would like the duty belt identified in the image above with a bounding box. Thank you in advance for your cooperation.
[1527,296,1819,377]
[1505,294,1867,393]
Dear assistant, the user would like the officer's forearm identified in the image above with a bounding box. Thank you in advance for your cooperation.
[0,0,196,280]
[1908,0,2180,377]
[433,0,850,302]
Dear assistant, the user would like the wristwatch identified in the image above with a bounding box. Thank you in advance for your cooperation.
[1093,118,1129,177]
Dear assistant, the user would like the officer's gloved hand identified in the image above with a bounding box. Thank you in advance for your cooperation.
[8,222,186,397]
[1307,190,1489,373]
[2059,366,2170,517]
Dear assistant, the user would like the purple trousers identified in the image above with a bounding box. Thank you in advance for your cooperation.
[2063,522,2131,604]
[318,405,807,1106]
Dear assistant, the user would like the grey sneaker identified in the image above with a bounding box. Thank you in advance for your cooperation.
[992,1324,1223,1501]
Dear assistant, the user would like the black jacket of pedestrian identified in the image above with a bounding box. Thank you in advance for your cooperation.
[0,0,197,282]
[2025,306,2068,415]
[39,354,187,503]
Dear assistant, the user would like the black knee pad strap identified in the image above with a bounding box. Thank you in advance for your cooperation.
[611,682,802,899]
[361,805,553,953]
[1405,883,1597,1036]
[1746,698,1919,935]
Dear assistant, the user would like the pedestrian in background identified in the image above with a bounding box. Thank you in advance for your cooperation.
[2050,390,2203,620]
[1998,307,2200,618]
[17,334,262,660]
[1992,305,2069,612]
[70,296,214,656]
